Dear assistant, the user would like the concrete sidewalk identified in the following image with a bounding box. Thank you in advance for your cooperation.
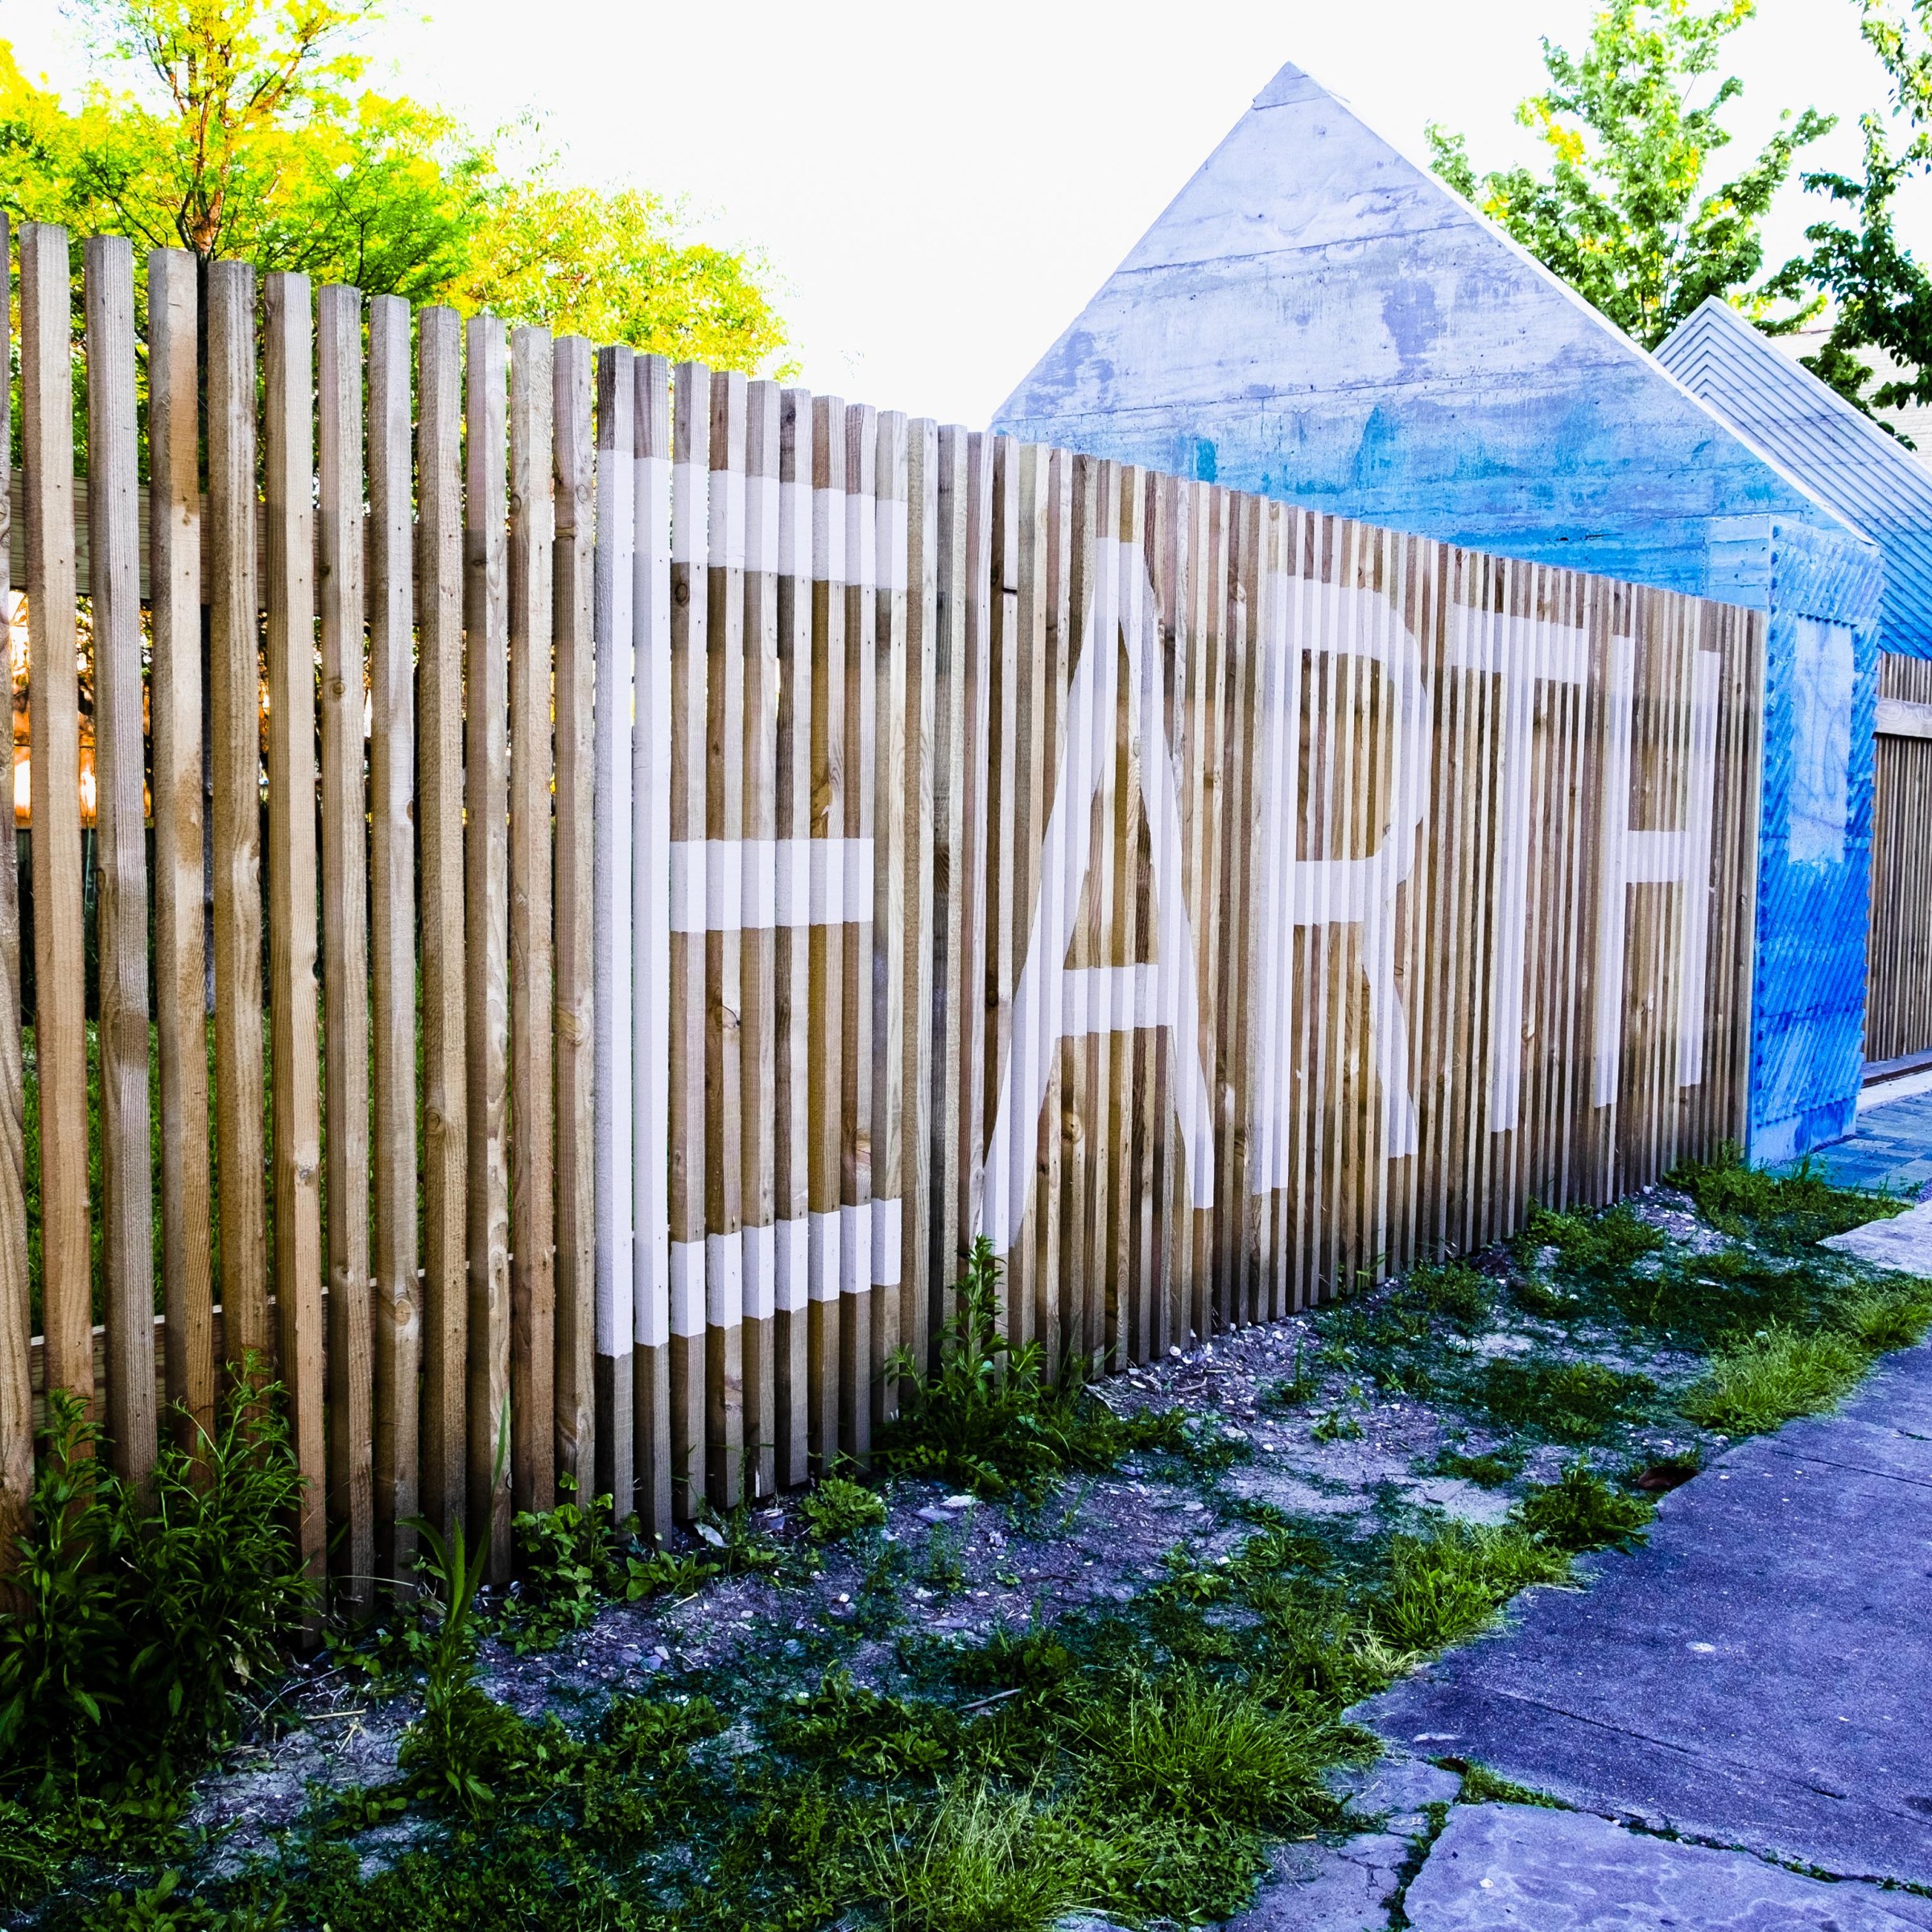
[1806,1075,1932,1198]
[1360,1335,1932,1885]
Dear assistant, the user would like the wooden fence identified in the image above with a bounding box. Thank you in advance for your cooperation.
[1868,651,1932,1069]
[0,221,1765,1606]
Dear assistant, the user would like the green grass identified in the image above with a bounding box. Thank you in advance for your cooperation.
[1432,1447,1525,1488]
[1516,1463,1655,1552]
[867,1781,1085,1932]
[1669,1141,1907,1250]
[13,1135,1927,1930]
[1515,1200,1666,1278]
[878,1238,1188,1498]
[1681,1325,1872,1435]
[1479,1357,1657,1441]
[1373,1521,1571,1651]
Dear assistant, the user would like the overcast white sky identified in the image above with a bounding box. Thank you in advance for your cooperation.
[2,0,1923,424]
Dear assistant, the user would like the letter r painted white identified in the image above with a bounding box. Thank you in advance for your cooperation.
[1249,573,1430,1187]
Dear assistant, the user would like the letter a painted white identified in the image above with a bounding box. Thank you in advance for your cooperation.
[979,539,1215,1259]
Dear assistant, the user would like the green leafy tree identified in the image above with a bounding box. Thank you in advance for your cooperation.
[1428,0,1833,348]
[454,176,795,374]
[0,0,790,368]
[1765,0,1932,427]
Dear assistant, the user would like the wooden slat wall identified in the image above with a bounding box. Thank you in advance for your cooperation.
[2,237,1766,1591]
[1867,651,1932,1065]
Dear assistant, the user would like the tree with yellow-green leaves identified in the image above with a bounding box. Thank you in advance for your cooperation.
[1427,0,1832,349]
[0,0,791,370]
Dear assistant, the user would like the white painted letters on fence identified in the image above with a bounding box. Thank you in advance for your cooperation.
[980,538,1216,1257]
[1594,640,1723,1105]
[1249,576,1431,1187]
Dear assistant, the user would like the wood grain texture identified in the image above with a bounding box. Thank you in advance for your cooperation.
[807,395,846,1473]
[317,282,374,1613]
[85,235,155,1490]
[551,336,597,1498]
[668,358,709,1515]
[368,295,420,1590]
[740,380,781,1499]
[840,403,877,1464]
[262,273,326,1605]
[509,326,557,1521]
[633,352,674,1537]
[773,390,814,1487]
[22,225,92,1412]
[592,345,635,1516]
[206,258,270,1389]
[417,306,468,1540]
[146,250,215,1455]
[704,368,746,1509]
[464,315,512,1578]
[0,213,28,1587]
[899,418,938,1388]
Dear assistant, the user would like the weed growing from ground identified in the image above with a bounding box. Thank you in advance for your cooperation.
[1517,1200,1666,1278]
[1373,1522,1570,1650]
[1433,1447,1525,1488]
[1448,1760,1567,1807]
[1517,1463,1656,1552]
[1077,1672,1344,1832]
[1670,1141,1905,1249]
[879,1238,1187,1497]
[1681,1325,1869,1435]
[920,1522,968,1595]
[803,1475,889,1542]
[0,1373,310,1780]
[868,1780,1084,1932]
[1261,1338,1323,1409]
[1833,1278,1932,1353]
[1406,1258,1492,1327]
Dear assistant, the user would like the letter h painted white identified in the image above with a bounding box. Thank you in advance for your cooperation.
[1593,638,1722,1108]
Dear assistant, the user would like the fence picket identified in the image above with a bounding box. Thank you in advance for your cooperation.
[0,213,27,1583]
[704,369,747,1508]
[807,395,846,1472]
[464,315,512,1576]
[552,336,597,1498]
[86,236,155,1489]
[741,382,782,1497]
[592,344,635,1517]
[509,327,557,1521]
[262,272,327,1600]
[418,307,468,1539]
[369,295,420,1588]
[634,352,673,1535]
[317,282,374,1612]
[207,260,270,1387]
[147,250,215,1454]
[774,390,814,1486]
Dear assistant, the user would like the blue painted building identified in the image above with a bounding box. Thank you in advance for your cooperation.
[995,59,1883,1162]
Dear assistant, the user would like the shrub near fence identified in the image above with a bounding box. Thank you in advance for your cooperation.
[0,217,1765,1614]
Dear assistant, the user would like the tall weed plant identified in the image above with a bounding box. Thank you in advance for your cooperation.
[0,1367,312,1779]
[879,1238,1183,1497]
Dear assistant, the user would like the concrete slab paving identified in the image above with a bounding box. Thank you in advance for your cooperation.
[1808,1088,1932,1197]
[1403,1803,1932,1930]
[1825,1195,1932,1273]
[1359,1340,1932,1888]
